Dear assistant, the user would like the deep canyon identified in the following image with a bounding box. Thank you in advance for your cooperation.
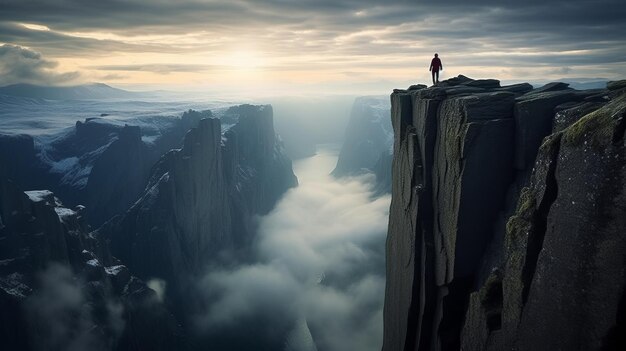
[1,76,625,351]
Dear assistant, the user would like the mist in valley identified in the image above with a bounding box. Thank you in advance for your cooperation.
[0,87,393,350]
[194,146,390,351]
[2,0,625,349]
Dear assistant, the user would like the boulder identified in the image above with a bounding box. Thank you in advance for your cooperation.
[439,74,474,86]
[607,79,626,91]
[408,84,428,91]
[497,83,534,94]
[552,101,603,133]
[465,79,501,89]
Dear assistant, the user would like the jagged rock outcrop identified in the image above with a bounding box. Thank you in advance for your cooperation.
[382,76,626,351]
[99,105,297,300]
[0,103,296,350]
[1,109,207,227]
[0,173,184,351]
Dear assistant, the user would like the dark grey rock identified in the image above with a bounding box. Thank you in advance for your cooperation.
[0,133,42,189]
[465,79,501,89]
[102,106,297,304]
[104,118,230,283]
[0,175,184,350]
[497,83,534,94]
[83,124,152,226]
[503,93,626,351]
[439,74,474,87]
[584,91,611,102]
[372,149,393,195]
[607,79,626,91]
[383,88,515,351]
[383,79,626,351]
[514,89,585,170]
[0,110,209,228]
[408,84,428,91]
[382,91,420,351]
[1,104,297,350]
[453,92,515,121]
[417,87,447,99]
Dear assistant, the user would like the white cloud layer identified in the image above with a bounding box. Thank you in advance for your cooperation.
[195,147,391,351]
[0,0,624,88]
[24,264,125,351]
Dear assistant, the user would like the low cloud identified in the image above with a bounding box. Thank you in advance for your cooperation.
[0,44,80,86]
[147,278,167,303]
[99,73,127,80]
[23,264,125,351]
[89,63,218,74]
[195,151,390,351]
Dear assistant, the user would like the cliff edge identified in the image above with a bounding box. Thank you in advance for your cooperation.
[99,105,298,306]
[382,76,625,351]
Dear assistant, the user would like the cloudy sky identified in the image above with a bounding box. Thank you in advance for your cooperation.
[1,0,625,93]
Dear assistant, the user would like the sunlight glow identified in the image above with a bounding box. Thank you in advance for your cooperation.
[222,50,265,70]
[21,23,50,31]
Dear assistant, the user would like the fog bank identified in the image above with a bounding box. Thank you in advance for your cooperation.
[196,145,391,351]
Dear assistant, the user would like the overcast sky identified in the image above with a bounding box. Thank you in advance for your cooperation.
[0,0,625,93]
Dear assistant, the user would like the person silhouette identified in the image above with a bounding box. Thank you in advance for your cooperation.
[429,53,443,85]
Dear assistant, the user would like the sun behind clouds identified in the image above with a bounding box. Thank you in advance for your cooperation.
[223,50,266,71]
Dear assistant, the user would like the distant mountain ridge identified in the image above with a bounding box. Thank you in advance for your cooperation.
[0,82,139,100]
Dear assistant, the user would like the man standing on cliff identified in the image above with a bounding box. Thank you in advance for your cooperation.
[429,53,443,85]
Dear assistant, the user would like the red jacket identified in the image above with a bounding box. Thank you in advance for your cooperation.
[430,57,442,71]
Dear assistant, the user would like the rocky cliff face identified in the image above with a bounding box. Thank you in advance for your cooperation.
[332,96,393,194]
[99,105,297,303]
[0,174,184,351]
[1,103,297,350]
[332,96,392,177]
[0,134,43,189]
[0,109,207,227]
[382,76,626,351]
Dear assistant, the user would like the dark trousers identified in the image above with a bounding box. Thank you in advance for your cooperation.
[432,70,440,85]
